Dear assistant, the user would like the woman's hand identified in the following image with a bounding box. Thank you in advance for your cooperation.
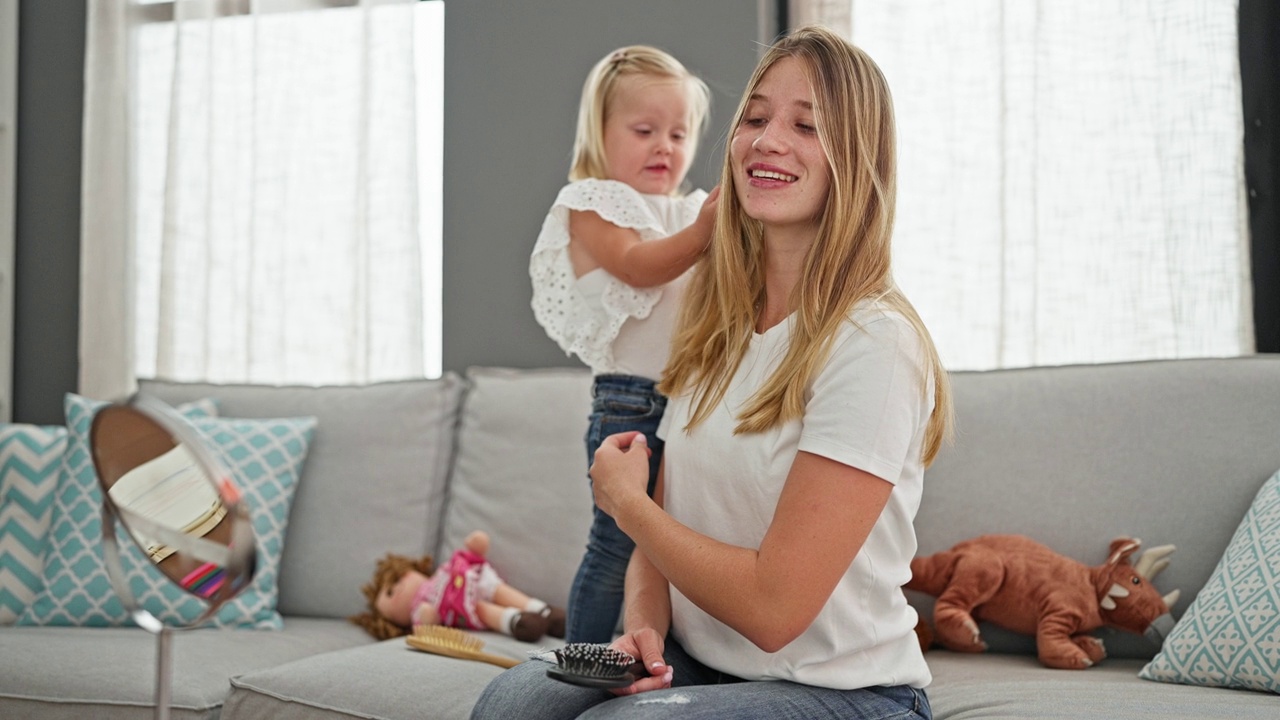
[590,431,652,520]
[609,627,672,696]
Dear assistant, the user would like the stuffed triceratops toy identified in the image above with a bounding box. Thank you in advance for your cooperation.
[906,535,1180,669]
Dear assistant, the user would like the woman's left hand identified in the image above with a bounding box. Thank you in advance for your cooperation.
[590,431,652,519]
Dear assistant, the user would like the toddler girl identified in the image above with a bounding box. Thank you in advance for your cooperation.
[530,45,718,643]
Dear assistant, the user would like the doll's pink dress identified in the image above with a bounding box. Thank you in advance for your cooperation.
[410,548,503,630]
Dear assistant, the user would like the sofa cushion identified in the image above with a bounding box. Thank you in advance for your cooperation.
[223,634,530,720]
[0,618,371,720]
[0,424,67,624]
[440,367,594,610]
[139,375,466,619]
[916,357,1280,659]
[17,394,313,629]
[1139,468,1280,693]
[924,651,1280,719]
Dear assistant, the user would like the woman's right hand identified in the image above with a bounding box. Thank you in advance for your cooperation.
[609,627,672,695]
[590,431,653,520]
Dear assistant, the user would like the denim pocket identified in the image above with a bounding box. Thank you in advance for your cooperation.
[911,687,932,720]
[584,397,663,471]
[593,392,659,423]
[600,393,652,414]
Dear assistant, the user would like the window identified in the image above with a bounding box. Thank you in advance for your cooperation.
[129,0,442,384]
[792,1,1250,369]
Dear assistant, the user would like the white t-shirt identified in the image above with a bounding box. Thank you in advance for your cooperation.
[530,179,707,379]
[657,301,935,689]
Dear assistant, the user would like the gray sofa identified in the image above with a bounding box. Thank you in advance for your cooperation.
[2,358,1278,719]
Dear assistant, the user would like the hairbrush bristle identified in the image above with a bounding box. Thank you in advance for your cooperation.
[414,624,483,651]
[546,643,646,689]
[405,624,520,668]
[554,643,636,674]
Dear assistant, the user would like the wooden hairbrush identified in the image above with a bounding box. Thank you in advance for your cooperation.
[405,624,521,669]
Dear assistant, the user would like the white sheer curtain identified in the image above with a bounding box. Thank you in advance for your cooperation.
[792,0,1251,369]
[81,0,436,399]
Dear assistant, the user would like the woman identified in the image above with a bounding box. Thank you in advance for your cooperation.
[472,25,952,720]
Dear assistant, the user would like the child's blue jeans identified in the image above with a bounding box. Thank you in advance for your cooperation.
[565,374,667,643]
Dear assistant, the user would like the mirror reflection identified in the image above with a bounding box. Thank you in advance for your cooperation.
[90,402,253,602]
[108,442,226,564]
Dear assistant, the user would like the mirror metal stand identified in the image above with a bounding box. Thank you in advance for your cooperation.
[101,502,175,720]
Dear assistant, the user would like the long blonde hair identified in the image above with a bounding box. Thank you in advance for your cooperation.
[568,45,711,190]
[659,26,953,466]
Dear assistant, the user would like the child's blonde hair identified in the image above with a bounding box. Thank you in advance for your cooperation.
[659,26,953,466]
[568,45,711,190]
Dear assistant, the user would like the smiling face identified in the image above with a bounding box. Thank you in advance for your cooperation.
[602,75,694,196]
[730,56,831,239]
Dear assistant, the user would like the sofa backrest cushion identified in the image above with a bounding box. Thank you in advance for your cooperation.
[440,367,594,610]
[918,356,1280,658]
[139,375,465,619]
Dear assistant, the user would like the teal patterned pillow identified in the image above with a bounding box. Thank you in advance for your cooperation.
[1140,469,1280,693]
[16,394,314,629]
[0,424,68,624]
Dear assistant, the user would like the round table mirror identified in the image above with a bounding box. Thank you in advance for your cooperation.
[89,394,257,720]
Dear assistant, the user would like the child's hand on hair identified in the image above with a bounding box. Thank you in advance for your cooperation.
[694,185,722,242]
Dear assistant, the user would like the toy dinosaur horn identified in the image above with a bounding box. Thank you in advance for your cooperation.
[1100,583,1131,610]
[1133,544,1176,579]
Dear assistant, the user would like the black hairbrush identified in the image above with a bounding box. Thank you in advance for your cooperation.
[546,643,647,689]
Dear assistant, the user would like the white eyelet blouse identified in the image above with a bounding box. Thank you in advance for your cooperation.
[530,178,707,376]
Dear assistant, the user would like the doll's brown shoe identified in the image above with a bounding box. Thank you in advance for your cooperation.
[542,606,567,639]
[509,611,549,642]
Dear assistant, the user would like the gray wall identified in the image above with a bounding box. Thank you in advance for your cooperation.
[13,0,84,424]
[443,0,761,370]
[11,0,766,423]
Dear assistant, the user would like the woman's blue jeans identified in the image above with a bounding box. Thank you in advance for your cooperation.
[470,635,932,720]
[565,374,666,643]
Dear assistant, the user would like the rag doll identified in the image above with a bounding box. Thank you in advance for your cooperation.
[351,530,567,643]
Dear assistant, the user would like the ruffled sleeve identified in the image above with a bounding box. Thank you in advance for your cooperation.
[530,179,690,372]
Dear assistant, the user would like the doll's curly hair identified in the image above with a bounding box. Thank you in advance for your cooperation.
[349,552,435,640]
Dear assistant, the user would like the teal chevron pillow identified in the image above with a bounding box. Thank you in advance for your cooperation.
[0,424,68,624]
[1140,469,1280,693]
[16,394,314,629]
